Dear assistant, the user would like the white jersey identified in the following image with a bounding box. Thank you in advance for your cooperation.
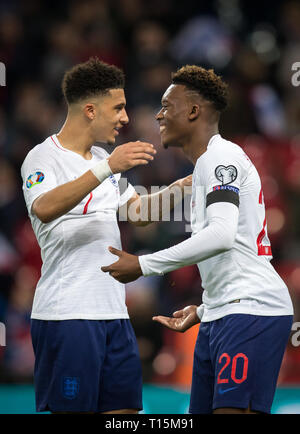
[139,134,294,321]
[21,134,135,320]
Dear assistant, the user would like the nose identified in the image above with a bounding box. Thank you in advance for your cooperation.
[120,108,129,125]
[155,108,163,121]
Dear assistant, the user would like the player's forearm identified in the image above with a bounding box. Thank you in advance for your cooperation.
[32,170,100,223]
[138,202,239,276]
[139,180,187,224]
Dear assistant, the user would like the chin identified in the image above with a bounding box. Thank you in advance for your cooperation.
[161,133,182,149]
[106,137,116,146]
[161,136,171,149]
[162,139,182,149]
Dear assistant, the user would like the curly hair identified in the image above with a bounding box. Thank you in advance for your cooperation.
[171,65,228,112]
[62,57,125,104]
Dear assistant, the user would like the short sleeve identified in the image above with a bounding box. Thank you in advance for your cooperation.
[118,176,135,207]
[198,147,248,209]
[21,151,58,216]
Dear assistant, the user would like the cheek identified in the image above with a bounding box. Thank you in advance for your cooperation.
[96,113,111,131]
[166,113,183,130]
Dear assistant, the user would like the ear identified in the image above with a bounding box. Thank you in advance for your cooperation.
[188,104,200,121]
[84,103,96,121]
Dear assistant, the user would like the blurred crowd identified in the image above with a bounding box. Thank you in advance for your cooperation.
[0,0,300,389]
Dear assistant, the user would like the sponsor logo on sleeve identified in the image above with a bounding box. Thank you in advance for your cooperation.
[213,185,239,194]
[215,165,238,185]
[26,171,45,189]
[109,174,118,188]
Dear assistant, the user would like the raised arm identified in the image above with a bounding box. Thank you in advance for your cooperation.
[32,141,156,223]
[119,174,192,227]
[101,200,239,282]
[138,201,238,276]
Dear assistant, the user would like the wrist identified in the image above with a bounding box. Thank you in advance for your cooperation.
[138,255,164,277]
[90,159,113,183]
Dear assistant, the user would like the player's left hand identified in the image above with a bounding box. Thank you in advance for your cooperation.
[101,247,142,283]
[176,174,193,194]
[153,305,200,333]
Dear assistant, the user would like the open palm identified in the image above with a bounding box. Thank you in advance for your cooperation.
[152,305,200,333]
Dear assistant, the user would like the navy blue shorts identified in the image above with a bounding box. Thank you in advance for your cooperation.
[189,314,293,414]
[31,319,143,413]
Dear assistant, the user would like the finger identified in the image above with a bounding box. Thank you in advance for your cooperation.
[172,310,184,317]
[152,315,169,322]
[108,246,123,256]
[134,141,155,147]
[131,146,156,155]
[131,160,150,166]
[152,316,173,327]
[101,265,111,272]
[111,273,124,283]
[131,153,154,161]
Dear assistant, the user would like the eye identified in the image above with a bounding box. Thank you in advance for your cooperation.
[115,104,125,112]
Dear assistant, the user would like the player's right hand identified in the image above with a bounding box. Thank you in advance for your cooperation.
[152,305,200,333]
[107,141,156,173]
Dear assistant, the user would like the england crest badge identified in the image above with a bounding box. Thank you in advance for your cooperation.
[62,376,80,400]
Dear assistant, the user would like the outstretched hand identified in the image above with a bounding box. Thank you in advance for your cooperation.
[152,305,200,333]
[177,174,193,195]
[101,247,142,283]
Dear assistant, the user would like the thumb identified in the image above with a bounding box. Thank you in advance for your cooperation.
[173,309,184,318]
[108,246,123,257]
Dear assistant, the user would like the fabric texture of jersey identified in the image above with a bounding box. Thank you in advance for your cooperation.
[31,319,143,412]
[189,314,293,414]
[193,135,293,320]
[139,134,293,321]
[21,135,135,320]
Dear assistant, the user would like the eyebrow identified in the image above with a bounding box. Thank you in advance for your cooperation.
[114,102,126,109]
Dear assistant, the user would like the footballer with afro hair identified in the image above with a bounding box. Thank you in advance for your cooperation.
[171,65,228,113]
[155,64,229,158]
[101,64,293,416]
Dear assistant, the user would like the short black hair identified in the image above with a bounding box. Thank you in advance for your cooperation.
[62,57,125,104]
[171,65,228,112]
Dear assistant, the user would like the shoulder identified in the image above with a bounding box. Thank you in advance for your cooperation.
[209,135,245,159]
[198,135,250,170]
[91,145,110,160]
[21,136,57,173]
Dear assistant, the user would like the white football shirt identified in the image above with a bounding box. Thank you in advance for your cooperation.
[21,134,135,320]
[139,134,294,321]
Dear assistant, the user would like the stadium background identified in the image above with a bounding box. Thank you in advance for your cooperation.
[0,0,299,414]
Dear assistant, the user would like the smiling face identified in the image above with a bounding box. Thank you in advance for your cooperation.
[84,88,129,145]
[156,84,193,148]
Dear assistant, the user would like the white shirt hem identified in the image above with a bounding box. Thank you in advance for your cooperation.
[31,312,130,320]
[201,305,294,322]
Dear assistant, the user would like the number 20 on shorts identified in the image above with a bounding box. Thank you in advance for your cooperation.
[217,353,249,384]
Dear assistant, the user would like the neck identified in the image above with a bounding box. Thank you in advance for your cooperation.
[183,124,219,165]
[56,114,95,160]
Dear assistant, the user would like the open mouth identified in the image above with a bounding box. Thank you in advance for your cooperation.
[160,125,166,133]
[113,127,120,136]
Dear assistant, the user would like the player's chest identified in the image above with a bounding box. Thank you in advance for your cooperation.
[55,158,120,214]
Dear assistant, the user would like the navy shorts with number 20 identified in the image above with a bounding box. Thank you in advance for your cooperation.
[189,314,293,414]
